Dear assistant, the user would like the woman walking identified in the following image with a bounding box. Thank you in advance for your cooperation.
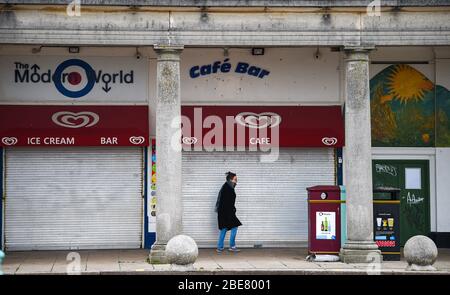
[215,171,242,253]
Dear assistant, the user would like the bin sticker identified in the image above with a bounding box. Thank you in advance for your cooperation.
[374,211,397,247]
[316,211,336,240]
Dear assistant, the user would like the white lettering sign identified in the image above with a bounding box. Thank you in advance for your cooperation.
[0,56,148,102]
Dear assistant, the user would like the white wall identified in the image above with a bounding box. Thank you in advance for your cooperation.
[0,47,154,104]
[0,45,158,136]
[178,47,341,105]
[436,56,450,89]
[369,47,435,81]
[436,148,450,232]
[0,56,149,103]
[148,47,343,135]
[435,48,450,233]
[436,54,450,232]
[370,46,435,62]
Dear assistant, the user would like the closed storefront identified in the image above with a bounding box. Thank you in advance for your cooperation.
[0,105,149,250]
[180,105,344,247]
[4,147,143,251]
[171,49,346,248]
[182,148,335,247]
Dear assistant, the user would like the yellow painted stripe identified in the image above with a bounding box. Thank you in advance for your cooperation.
[381,252,401,255]
[373,200,400,204]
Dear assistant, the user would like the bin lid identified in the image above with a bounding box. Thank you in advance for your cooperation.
[373,186,401,193]
[307,185,340,192]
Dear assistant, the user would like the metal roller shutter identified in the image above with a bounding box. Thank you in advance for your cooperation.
[4,147,143,251]
[182,148,335,248]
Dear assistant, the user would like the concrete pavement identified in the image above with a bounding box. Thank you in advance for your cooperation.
[3,248,450,275]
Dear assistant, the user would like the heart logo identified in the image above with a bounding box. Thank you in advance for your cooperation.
[235,112,282,129]
[182,137,198,145]
[129,136,145,145]
[52,111,100,129]
[2,137,18,146]
[322,137,338,146]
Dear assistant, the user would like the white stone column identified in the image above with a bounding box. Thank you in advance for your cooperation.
[149,44,184,264]
[340,47,382,264]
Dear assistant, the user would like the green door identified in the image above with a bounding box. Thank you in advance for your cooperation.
[372,160,430,246]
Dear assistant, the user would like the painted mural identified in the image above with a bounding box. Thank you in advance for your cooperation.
[436,85,450,146]
[370,64,450,147]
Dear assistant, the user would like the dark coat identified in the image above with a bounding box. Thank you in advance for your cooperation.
[216,182,242,230]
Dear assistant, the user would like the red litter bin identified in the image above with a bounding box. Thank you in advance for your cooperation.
[307,185,343,255]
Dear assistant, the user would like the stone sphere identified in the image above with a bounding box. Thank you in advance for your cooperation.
[404,235,438,267]
[166,235,198,265]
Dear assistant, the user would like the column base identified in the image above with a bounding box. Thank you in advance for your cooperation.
[170,263,196,271]
[340,240,382,264]
[406,264,436,271]
[149,243,168,264]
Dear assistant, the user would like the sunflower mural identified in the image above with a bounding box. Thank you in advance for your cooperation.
[370,64,441,147]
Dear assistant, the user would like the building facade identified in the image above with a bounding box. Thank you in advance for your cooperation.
[0,0,450,263]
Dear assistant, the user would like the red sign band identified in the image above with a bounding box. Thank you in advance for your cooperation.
[0,105,149,147]
[181,106,345,148]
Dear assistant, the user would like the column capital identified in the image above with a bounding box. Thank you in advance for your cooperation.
[343,46,375,62]
[153,44,184,61]
[343,45,376,52]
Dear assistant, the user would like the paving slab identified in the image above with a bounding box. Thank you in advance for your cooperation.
[246,259,288,269]
[118,250,148,263]
[279,259,323,269]
[86,258,120,272]
[119,262,155,272]
[3,264,21,275]
[2,247,450,275]
[315,262,358,269]
[215,260,256,269]
[16,263,54,274]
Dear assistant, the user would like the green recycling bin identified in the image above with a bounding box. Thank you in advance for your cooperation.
[373,187,401,261]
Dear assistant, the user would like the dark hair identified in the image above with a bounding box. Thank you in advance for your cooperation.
[225,171,236,181]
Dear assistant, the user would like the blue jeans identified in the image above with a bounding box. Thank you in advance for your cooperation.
[217,227,238,250]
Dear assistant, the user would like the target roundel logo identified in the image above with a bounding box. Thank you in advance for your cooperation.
[52,59,96,98]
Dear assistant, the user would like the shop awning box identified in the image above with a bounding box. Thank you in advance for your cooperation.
[0,105,149,147]
[181,105,345,148]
